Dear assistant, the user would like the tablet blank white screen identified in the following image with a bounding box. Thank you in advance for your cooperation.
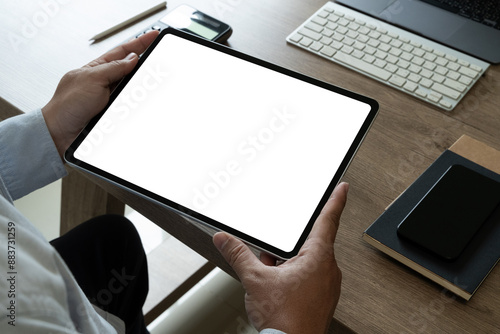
[75,34,371,252]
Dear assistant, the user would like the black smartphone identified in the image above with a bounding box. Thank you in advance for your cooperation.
[135,4,232,43]
[397,164,500,261]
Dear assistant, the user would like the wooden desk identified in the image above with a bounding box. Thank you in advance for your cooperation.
[2,0,499,333]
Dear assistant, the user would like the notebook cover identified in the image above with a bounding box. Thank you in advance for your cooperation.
[363,136,500,300]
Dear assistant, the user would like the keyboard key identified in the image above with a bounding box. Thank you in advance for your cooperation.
[322,28,335,37]
[326,22,338,30]
[352,50,364,59]
[446,62,460,71]
[445,54,458,62]
[338,18,350,26]
[363,54,376,63]
[289,33,302,43]
[343,37,355,46]
[389,75,406,87]
[310,41,323,51]
[396,68,410,78]
[318,10,329,18]
[299,37,313,47]
[404,81,418,92]
[347,30,359,39]
[431,73,445,83]
[420,78,433,88]
[412,48,425,57]
[333,52,392,80]
[433,50,445,57]
[341,45,354,54]
[320,36,333,45]
[299,28,321,40]
[336,26,348,34]
[353,41,365,50]
[435,57,448,66]
[331,41,343,49]
[387,31,398,38]
[365,45,377,55]
[428,91,442,103]
[380,35,392,44]
[435,66,448,76]
[386,55,398,64]
[332,33,344,42]
[470,64,482,72]
[358,26,370,35]
[439,99,452,109]
[374,50,388,59]
[385,64,398,73]
[443,78,467,92]
[446,71,460,80]
[379,43,391,52]
[390,40,403,48]
[348,22,360,31]
[420,69,433,78]
[408,73,422,83]
[432,83,461,99]
[306,22,324,33]
[459,76,473,86]
[423,53,437,62]
[357,34,369,43]
[421,45,433,52]
[320,46,336,57]
[408,64,421,73]
[374,59,387,68]
[411,57,425,66]
[389,48,402,57]
[459,66,479,78]
[415,89,427,97]
[312,16,328,26]
[423,61,437,71]
[368,30,381,39]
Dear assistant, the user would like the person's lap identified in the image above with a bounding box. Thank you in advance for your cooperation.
[50,215,149,334]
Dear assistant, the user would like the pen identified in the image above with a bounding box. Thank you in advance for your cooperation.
[89,1,167,41]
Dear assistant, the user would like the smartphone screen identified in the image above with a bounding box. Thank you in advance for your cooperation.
[397,164,500,261]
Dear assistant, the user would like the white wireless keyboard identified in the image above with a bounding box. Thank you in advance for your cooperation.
[286,2,490,111]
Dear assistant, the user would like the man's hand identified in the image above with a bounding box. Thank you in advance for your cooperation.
[42,31,159,158]
[213,182,348,334]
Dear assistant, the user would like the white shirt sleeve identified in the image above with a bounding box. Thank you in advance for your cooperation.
[0,109,67,202]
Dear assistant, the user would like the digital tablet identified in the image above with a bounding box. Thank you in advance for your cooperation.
[65,28,379,259]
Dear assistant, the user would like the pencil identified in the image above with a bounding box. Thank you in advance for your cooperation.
[89,1,167,41]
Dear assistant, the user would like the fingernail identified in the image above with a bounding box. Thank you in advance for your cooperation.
[125,52,137,61]
[343,182,350,194]
[213,232,229,251]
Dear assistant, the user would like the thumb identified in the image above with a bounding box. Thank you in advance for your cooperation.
[213,232,262,280]
[95,52,139,86]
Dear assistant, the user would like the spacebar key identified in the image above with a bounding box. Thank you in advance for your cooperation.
[333,52,392,81]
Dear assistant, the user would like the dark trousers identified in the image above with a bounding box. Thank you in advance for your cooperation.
[50,215,149,334]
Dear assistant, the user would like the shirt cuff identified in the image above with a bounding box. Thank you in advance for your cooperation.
[0,109,67,201]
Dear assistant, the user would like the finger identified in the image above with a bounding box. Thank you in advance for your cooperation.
[308,182,349,244]
[213,232,263,280]
[86,30,159,68]
[89,52,139,86]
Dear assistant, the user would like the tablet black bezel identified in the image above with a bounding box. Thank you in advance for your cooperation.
[65,28,379,259]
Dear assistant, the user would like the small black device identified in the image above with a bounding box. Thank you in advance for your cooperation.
[135,4,232,43]
[397,164,500,261]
